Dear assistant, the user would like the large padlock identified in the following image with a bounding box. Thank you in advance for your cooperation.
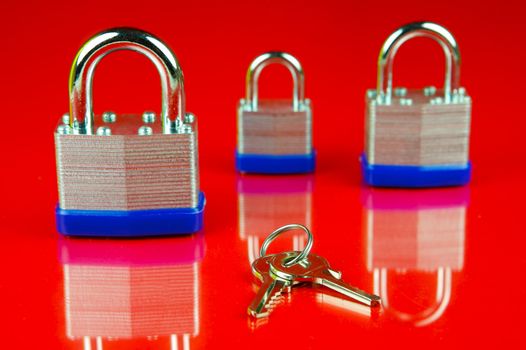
[236,52,315,174]
[60,234,203,349]
[237,175,312,263]
[55,28,205,237]
[362,22,472,187]
[363,187,467,326]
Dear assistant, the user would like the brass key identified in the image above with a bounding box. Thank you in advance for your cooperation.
[247,254,292,318]
[270,251,381,307]
[247,224,379,319]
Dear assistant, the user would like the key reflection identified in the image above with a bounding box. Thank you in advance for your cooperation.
[363,187,468,326]
[59,234,204,349]
[316,292,374,318]
[237,175,313,264]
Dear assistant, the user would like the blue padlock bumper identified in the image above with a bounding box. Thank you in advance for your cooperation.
[56,192,205,237]
[360,153,471,188]
[236,150,316,174]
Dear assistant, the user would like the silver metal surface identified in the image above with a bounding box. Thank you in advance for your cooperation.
[238,52,312,156]
[142,111,156,123]
[138,125,153,135]
[68,28,185,134]
[55,114,199,210]
[270,252,381,307]
[394,87,407,97]
[57,124,72,135]
[96,126,112,136]
[366,89,471,165]
[259,224,313,267]
[102,111,116,123]
[377,22,460,104]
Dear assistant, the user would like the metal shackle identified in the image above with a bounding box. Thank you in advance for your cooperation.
[246,52,305,112]
[374,267,452,327]
[69,27,185,134]
[376,22,461,104]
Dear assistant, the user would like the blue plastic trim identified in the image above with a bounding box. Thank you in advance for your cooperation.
[56,192,205,237]
[236,151,316,174]
[360,153,471,188]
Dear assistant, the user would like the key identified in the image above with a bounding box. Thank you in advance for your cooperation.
[247,255,293,318]
[269,251,381,307]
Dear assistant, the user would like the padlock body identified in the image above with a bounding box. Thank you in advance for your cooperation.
[55,114,205,236]
[236,99,315,174]
[363,89,472,187]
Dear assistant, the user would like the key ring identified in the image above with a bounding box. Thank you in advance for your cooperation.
[259,224,313,267]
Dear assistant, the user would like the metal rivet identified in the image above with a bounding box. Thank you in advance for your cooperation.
[184,113,195,124]
[399,98,413,106]
[430,97,444,105]
[62,113,70,125]
[57,124,72,135]
[96,126,112,136]
[138,126,153,135]
[171,119,183,133]
[142,111,156,123]
[394,87,407,97]
[102,111,117,123]
[423,86,437,96]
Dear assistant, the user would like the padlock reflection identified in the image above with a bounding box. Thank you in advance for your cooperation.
[60,234,204,349]
[238,175,313,264]
[363,187,468,326]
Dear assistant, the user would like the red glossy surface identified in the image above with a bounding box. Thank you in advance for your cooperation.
[2,0,526,348]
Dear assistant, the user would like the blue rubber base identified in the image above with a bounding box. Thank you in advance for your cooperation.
[56,192,205,237]
[360,153,471,188]
[236,151,316,174]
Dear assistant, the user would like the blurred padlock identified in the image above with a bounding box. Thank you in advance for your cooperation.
[60,234,204,349]
[363,186,467,326]
[55,28,205,236]
[362,22,472,187]
[237,175,313,263]
[236,52,315,174]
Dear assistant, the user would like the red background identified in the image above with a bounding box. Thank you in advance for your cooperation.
[2,0,526,348]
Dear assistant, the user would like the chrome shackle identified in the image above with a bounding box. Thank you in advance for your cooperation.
[246,52,305,112]
[68,27,185,134]
[376,22,461,104]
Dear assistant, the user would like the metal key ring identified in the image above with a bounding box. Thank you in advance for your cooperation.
[259,224,313,267]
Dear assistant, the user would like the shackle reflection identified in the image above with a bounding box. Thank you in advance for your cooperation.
[363,186,468,326]
[59,234,204,349]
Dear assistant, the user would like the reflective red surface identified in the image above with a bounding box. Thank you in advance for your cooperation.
[2,0,526,348]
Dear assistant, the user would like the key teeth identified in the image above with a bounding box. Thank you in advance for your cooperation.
[250,286,289,318]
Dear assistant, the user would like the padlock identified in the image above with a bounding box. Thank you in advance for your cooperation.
[362,22,472,187]
[59,234,204,349]
[236,52,315,174]
[54,28,205,236]
[362,186,467,326]
[237,175,312,263]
